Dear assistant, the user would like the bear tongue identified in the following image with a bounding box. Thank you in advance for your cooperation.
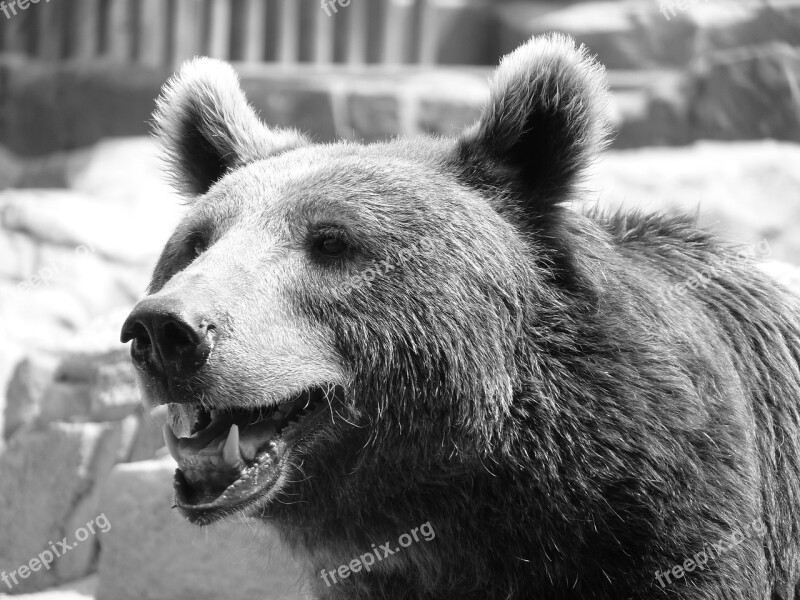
[163,421,278,488]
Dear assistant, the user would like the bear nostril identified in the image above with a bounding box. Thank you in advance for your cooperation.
[129,322,151,348]
[124,321,156,372]
[162,321,197,353]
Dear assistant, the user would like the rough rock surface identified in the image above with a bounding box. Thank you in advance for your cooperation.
[0,423,122,593]
[687,42,800,142]
[95,457,308,600]
[496,0,800,70]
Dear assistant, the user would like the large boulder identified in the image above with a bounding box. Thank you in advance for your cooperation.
[6,349,141,437]
[44,349,139,423]
[0,57,168,156]
[9,575,96,599]
[495,0,800,71]
[96,457,308,600]
[124,405,168,463]
[0,422,123,593]
[3,352,59,440]
[693,1,800,55]
[687,43,800,142]
[495,1,697,70]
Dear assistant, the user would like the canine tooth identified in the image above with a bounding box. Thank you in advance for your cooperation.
[163,424,181,463]
[223,424,243,468]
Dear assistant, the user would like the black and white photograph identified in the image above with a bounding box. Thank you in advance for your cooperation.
[1,1,799,598]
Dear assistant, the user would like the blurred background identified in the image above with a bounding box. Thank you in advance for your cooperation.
[0,1,799,598]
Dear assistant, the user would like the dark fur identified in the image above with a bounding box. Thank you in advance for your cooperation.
[147,35,800,599]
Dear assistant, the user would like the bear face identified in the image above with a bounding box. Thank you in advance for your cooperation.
[121,34,800,600]
[122,33,609,521]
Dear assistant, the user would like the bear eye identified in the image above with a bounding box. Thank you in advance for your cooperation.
[315,236,348,257]
[189,236,207,258]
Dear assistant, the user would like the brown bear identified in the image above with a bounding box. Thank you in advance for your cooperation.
[121,34,800,599]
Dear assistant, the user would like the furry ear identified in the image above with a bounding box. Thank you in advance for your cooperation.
[153,57,308,196]
[455,34,611,220]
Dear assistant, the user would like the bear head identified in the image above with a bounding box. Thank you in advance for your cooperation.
[120,34,609,535]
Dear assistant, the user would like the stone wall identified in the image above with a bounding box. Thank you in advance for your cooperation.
[4,0,800,158]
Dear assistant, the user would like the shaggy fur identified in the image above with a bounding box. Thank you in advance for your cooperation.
[145,34,800,599]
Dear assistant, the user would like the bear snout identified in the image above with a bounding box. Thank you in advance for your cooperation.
[121,294,216,386]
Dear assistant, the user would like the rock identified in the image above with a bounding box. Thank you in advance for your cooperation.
[65,138,183,216]
[495,1,697,70]
[8,575,97,599]
[0,283,113,356]
[37,350,139,425]
[693,1,800,55]
[0,227,38,280]
[234,64,338,142]
[126,405,167,462]
[609,71,691,148]
[244,83,337,144]
[55,307,137,355]
[37,381,93,426]
[96,457,307,600]
[0,57,169,156]
[495,1,800,72]
[0,187,180,266]
[0,422,122,593]
[4,353,60,439]
[84,350,139,421]
[686,43,800,143]
[0,188,98,249]
[0,306,141,434]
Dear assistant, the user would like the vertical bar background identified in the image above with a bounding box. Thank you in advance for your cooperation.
[0,0,451,67]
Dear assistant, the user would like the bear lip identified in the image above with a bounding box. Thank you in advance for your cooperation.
[162,385,340,523]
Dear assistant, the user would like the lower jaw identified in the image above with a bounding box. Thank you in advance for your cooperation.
[174,458,284,525]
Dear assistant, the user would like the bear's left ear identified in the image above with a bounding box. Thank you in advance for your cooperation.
[454,34,610,220]
[153,57,308,196]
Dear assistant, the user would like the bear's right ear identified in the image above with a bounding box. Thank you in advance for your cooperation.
[454,34,610,225]
[153,58,308,196]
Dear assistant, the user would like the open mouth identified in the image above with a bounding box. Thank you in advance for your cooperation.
[162,384,341,524]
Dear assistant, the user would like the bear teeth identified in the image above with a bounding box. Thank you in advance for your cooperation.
[162,418,277,474]
[222,424,243,468]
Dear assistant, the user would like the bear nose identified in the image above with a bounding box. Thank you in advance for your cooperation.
[120,296,215,378]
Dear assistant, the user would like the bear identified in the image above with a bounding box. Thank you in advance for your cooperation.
[120,34,800,599]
